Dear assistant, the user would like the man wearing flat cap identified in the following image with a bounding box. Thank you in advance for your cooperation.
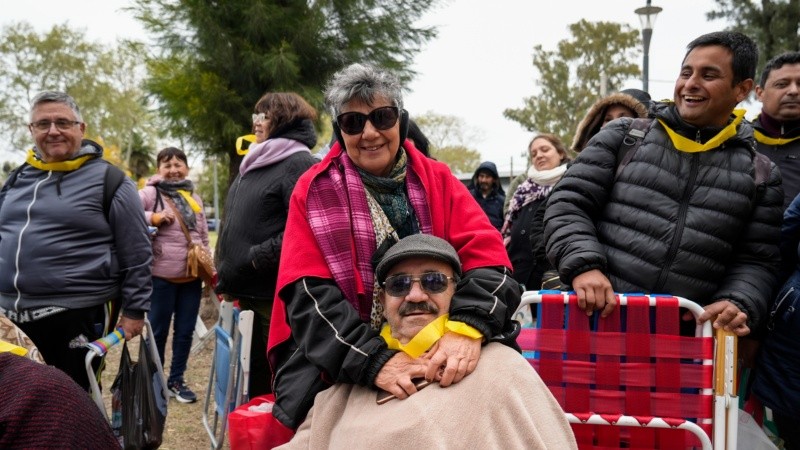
[277,234,576,449]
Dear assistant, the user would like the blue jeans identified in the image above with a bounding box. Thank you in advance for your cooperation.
[148,277,202,384]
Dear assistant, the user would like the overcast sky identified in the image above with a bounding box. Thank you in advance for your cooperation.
[4,0,743,172]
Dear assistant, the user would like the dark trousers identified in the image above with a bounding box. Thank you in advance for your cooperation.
[148,277,202,384]
[238,298,273,396]
[16,302,117,391]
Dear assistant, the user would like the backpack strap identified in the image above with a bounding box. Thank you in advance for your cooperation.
[751,151,772,204]
[615,118,653,180]
[0,163,28,212]
[102,163,127,221]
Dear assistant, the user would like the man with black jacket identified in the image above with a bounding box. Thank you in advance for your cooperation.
[753,51,800,210]
[544,31,782,337]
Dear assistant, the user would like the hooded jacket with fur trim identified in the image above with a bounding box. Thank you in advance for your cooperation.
[571,92,650,153]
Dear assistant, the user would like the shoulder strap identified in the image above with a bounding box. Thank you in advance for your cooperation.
[102,164,127,222]
[753,152,770,187]
[0,163,28,212]
[751,151,772,204]
[615,118,653,180]
[162,195,194,245]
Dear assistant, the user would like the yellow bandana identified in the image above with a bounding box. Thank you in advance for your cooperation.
[177,190,201,213]
[236,134,257,155]
[754,129,800,146]
[658,109,746,153]
[25,149,93,172]
[380,314,483,358]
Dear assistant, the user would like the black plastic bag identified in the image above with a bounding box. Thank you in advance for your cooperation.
[111,337,168,449]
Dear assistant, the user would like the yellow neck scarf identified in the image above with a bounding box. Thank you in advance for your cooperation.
[177,190,201,213]
[658,109,746,153]
[380,314,483,358]
[25,149,93,172]
[753,129,800,146]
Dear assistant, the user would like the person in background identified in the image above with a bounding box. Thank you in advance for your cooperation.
[215,92,318,397]
[570,88,651,153]
[267,62,519,433]
[753,51,800,210]
[467,161,505,231]
[501,134,570,290]
[278,234,576,449]
[544,31,782,337]
[406,118,431,157]
[0,91,152,391]
[139,146,211,404]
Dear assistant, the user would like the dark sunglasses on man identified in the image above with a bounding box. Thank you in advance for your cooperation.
[336,106,399,135]
[381,272,455,297]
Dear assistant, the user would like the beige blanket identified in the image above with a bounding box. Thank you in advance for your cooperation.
[280,343,577,449]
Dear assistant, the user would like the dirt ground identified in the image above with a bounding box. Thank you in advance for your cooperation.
[100,291,227,450]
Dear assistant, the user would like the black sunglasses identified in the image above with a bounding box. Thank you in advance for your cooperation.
[382,272,454,297]
[336,106,399,135]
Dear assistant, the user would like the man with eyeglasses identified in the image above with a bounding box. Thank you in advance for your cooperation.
[0,91,152,391]
[276,234,576,449]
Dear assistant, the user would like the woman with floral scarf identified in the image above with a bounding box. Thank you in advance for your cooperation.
[501,134,570,290]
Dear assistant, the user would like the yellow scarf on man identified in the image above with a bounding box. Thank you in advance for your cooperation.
[380,314,483,358]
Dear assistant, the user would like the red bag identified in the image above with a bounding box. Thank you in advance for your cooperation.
[228,394,295,449]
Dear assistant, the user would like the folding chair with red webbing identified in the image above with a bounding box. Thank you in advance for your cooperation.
[516,291,739,450]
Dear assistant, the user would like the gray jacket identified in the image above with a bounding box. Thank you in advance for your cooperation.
[0,141,152,318]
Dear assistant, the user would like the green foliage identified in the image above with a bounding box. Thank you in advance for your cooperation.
[707,0,800,82]
[504,20,641,147]
[0,23,158,163]
[130,0,439,184]
[414,111,481,173]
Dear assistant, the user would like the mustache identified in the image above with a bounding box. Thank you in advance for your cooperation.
[398,302,438,317]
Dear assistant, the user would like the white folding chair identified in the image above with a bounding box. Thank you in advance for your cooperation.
[201,301,253,449]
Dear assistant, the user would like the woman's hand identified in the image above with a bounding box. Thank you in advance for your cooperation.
[374,352,429,400]
[422,332,481,387]
[159,209,176,225]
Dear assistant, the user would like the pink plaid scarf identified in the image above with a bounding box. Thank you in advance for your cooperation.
[306,143,432,321]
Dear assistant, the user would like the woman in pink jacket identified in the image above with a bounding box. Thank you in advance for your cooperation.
[139,147,211,404]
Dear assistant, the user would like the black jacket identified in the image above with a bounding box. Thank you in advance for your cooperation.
[215,139,316,301]
[752,113,800,210]
[544,103,783,330]
[468,161,505,230]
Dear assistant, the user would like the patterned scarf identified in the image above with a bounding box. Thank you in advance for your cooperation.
[157,179,198,230]
[501,163,567,240]
[357,150,413,238]
[305,143,432,322]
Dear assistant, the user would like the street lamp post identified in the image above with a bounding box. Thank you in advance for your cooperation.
[635,0,662,93]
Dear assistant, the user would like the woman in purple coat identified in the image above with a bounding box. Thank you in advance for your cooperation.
[139,147,211,404]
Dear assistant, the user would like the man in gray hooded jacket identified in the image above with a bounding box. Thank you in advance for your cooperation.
[0,91,152,390]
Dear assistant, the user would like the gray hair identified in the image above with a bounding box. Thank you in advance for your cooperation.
[29,91,83,122]
[324,63,403,117]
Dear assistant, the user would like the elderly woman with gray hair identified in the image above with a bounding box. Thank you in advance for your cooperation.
[266,63,520,432]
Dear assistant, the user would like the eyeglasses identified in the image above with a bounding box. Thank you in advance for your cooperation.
[252,113,267,124]
[336,106,399,135]
[29,120,81,132]
[382,272,454,297]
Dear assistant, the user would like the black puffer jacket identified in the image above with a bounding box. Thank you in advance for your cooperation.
[544,103,783,330]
